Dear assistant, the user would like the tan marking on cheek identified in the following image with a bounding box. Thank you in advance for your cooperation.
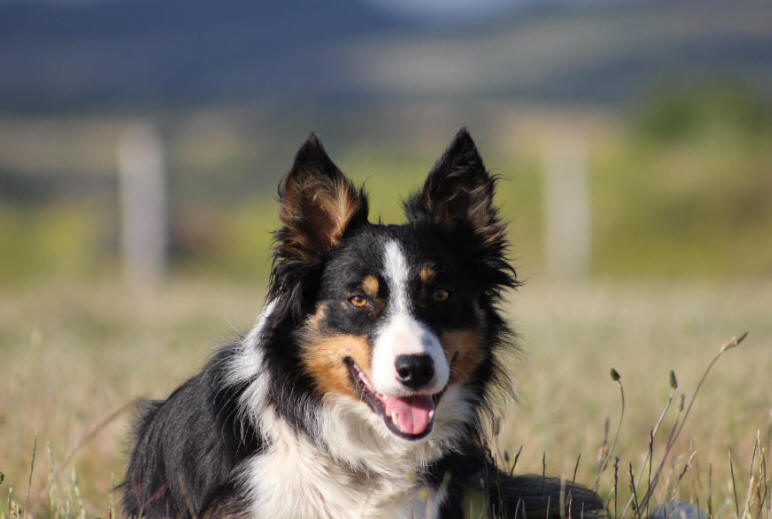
[419,265,436,284]
[441,329,486,386]
[361,275,379,297]
[301,333,373,400]
[305,303,328,331]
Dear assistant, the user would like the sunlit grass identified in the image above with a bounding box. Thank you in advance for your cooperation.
[1,280,769,517]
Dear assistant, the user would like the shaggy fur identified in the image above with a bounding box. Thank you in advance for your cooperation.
[121,129,606,518]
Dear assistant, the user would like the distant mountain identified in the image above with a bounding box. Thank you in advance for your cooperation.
[348,2,772,104]
[0,0,770,112]
[0,0,407,111]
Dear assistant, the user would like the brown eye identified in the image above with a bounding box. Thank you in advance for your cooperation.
[349,295,368,307]
[432,288,450,302]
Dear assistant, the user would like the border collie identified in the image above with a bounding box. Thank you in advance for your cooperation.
[121,129,605,518]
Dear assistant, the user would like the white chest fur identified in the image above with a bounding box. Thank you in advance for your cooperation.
[241,431,446,519]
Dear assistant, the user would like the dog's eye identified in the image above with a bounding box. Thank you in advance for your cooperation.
[432,288,450,302]
[348,295,368,308]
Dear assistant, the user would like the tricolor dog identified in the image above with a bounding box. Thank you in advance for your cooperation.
[121,129,604,518]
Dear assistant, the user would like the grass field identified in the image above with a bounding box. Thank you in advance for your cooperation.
[0,279,769,518]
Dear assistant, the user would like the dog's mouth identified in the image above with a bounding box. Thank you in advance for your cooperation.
[344,357,446,441]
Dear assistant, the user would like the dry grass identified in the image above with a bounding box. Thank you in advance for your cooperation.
[0,280,769,518]
[499,280,771,517]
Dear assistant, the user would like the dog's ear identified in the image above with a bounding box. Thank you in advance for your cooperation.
[405,128,503,246]
[275,133,369,264]
[406,128,516,292]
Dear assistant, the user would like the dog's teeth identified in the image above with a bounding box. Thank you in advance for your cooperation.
[391,411,398,423]
[428,410,435,420]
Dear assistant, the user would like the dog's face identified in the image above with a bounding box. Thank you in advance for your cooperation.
[303,227,485,440]
[268,129,515,443]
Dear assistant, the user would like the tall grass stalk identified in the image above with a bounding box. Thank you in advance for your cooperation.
[595,369,625,496]
[23,435,37,519]
[622,332,748,517]
[30,401,134,516]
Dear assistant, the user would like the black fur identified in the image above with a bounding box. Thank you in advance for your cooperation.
[426,440,605,518]
[121,344,258,518]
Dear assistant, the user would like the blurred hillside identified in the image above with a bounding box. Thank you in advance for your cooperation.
[0,0,771,284]
[1,0,771,110]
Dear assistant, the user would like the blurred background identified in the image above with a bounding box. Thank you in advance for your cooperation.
[2,0,771,283]
[1,0,771,516]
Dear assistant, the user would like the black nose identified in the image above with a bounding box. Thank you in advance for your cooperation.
[394,354,435,389]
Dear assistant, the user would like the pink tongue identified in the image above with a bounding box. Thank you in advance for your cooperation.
[383,394,435,435]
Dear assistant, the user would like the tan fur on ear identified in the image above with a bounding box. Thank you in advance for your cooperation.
[404,128,506,248]
[274,134,369,265]
[279,174,363,261]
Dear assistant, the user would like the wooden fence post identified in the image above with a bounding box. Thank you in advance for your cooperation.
[118,122,168,285]
[543,134,591,279]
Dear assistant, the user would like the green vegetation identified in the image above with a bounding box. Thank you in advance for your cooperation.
[1,85,770,283]
[635,83,771,143]
[591,84,772,279]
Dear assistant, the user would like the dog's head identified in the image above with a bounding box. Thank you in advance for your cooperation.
[266,129,516,446]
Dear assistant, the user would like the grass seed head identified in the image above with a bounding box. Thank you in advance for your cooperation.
[721,331,748,352]
[669,369,678,389]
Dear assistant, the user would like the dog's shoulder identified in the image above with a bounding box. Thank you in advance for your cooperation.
[121,343,260,519]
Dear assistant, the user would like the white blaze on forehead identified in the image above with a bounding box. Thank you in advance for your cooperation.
[383,240,410,315]
[371,240,449,397]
